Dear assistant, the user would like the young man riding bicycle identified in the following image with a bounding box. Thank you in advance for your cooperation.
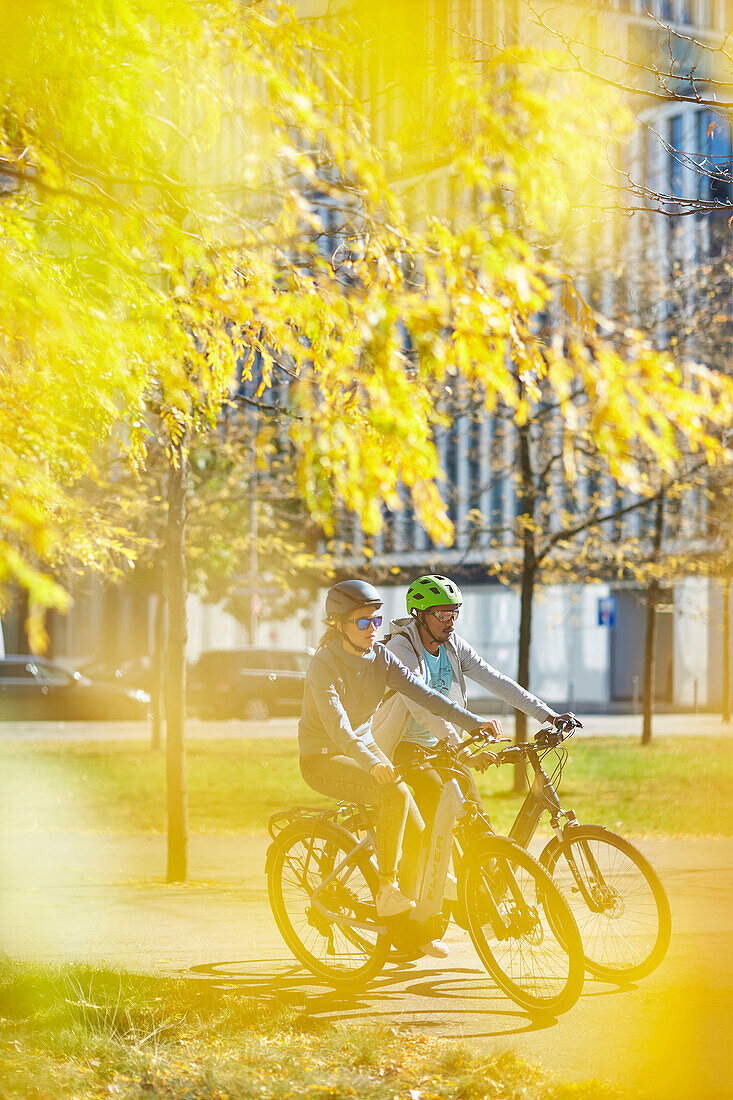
[372,574,580,827]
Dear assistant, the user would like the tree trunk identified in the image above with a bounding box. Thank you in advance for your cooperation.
[514,406,536,793]
[150,585,166,751]
[166,440,189,882]
[641,494,665,746]
[514,538,536,791]
[723,576,731,725]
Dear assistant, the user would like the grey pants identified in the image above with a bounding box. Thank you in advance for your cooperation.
[300,753,424,892]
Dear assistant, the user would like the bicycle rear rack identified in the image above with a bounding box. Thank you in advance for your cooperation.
[268,801,375,841]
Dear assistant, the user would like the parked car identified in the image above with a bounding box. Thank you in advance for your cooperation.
[77,655,153,694]
[0,655,151,721]
[187,647,311,720]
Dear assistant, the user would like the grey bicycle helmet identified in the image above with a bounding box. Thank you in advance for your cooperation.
[325,579,382,621]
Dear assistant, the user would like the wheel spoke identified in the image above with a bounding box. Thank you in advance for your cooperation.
[269,825,388,983]
[549,829,670,981]
[463,839,583,1013]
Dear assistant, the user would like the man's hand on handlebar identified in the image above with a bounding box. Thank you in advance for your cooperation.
[370,761,396,784]
[552,712,583,731]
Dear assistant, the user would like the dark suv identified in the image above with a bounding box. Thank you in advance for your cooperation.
[187,648,311,720]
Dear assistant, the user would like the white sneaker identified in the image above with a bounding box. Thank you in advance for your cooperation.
[375,883,416,918]
[420,939,450,959]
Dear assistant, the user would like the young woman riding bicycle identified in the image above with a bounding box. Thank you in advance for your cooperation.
[298,578,498,943]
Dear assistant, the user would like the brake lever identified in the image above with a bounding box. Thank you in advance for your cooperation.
[535,727,565,749]
[465,731,512,748]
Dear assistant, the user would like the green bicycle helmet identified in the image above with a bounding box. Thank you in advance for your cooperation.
[406,575,463,615]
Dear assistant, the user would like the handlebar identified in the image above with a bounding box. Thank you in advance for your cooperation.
[392,738,479,781]
[391,717,580,778]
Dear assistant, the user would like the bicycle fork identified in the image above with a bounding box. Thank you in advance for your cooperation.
[508,765,609,915]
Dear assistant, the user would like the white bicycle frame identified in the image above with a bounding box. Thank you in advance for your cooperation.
[308,775,467,936]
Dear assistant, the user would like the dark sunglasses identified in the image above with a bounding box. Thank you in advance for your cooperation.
[347,615,383,630]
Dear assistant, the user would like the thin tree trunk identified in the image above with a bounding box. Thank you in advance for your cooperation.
[723,576,731,725]
[641,494,665,746]
[166,440,189,882]
[150,585,166,751]
[514,405,535,793]
[514,540,536,791]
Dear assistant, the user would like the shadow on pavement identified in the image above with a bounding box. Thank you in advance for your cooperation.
[183,956,615,1039]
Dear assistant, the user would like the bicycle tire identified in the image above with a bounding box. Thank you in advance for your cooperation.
[267,820,389,985]
[540,824,671,982]
[461,835,584,1014]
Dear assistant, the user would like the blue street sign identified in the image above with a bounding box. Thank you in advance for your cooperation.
[598,596,616,628]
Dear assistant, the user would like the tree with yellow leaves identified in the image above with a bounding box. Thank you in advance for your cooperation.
[2,0,732,877]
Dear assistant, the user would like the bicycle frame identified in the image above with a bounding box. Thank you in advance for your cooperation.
[408,762,541,943]
[304,831,387,935]
[504,740,611,916]
[285,773,516,945]
[507,746,575,848]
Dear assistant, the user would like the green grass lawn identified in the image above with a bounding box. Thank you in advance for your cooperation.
[1,735,731,838]
[0,960,624,1100]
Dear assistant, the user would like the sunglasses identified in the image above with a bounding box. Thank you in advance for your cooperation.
[347,615,383,630]
[431,609,460,623]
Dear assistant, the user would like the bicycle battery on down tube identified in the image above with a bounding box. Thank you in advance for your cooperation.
[412,778,464,923]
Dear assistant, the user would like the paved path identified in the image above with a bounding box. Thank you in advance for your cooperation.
[1,830,731,1100]
[0,711,730,742]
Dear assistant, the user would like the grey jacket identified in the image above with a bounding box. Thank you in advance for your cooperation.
[372,616,557,759]
[298,636,487,771]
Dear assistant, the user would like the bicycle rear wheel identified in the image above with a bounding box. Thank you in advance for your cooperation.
[461,835,584,1014]
[541,825,671,982]
[267,821,389,985]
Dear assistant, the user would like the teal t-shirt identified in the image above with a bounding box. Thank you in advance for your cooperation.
[403,644,454,747]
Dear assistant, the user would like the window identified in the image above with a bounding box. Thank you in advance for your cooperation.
[445,422,459,526]
[489,417,504,537]
[715,0,733,31]
[382,503,395,553]
[696,1,710,25]
[668,115,684,198]
[0,661,36,679]
[468,416,482,514]
[284,652,311,673]
[235,651,271,670]
[696,110,732,200]
[695,109,732,258]
[34,661,71,685]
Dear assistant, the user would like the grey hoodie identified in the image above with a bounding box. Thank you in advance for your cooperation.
[371,616,557,759]
[298,636,486,771]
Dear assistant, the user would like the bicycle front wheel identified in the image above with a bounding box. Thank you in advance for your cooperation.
[267,821,389,985]
[461,835,584,1014]
[541,825,671,982]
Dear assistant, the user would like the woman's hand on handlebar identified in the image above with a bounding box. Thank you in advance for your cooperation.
[370,760,396,784]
